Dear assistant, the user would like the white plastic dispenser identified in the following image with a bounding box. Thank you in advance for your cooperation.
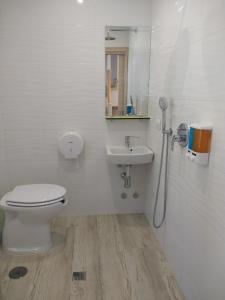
[186,123,212,166]
[58,132,84,159]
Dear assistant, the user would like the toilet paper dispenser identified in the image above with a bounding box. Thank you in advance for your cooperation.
[58,132,84,159]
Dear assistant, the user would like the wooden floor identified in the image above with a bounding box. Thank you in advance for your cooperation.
[0,214,185,300]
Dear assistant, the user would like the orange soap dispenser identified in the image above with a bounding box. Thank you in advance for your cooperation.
[187,123,213,166]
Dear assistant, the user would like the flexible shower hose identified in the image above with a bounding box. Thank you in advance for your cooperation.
[153,131,170,228]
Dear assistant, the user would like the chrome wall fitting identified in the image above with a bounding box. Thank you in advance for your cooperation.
[171,123,188,151]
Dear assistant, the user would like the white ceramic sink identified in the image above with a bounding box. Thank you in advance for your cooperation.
[106,146,154,165]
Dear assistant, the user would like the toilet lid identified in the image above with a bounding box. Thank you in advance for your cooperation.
[5,184,66,206]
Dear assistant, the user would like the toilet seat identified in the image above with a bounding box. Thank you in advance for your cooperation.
[6,197,65,208]
[2,184,66,208]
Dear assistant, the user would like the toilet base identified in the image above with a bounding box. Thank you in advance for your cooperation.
[2,216,52,254]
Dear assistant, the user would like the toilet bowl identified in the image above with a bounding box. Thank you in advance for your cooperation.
[0,184,67,253]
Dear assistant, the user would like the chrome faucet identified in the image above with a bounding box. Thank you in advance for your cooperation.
[125,136,140,148]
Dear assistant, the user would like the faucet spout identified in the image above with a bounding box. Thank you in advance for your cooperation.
[125,136,130,147]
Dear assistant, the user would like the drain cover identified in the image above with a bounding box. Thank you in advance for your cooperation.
[72,272,86,281]
[9,266,28,279]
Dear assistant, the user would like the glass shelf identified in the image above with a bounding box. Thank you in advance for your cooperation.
[105,115,150,120]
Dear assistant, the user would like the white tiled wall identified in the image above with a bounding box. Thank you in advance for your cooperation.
[0,0,151,215]
[145,0,225,299]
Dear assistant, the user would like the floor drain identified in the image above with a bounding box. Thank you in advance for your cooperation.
[9,266,28,279]
[72,272,86,281]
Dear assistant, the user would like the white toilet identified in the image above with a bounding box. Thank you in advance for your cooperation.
[0,184,67,253]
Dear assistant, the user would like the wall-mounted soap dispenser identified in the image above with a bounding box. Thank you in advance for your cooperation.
[186,123,212,166]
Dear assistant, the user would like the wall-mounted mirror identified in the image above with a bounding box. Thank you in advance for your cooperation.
[105,26,151,119]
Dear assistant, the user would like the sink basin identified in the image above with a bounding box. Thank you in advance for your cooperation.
[106,146,154,165]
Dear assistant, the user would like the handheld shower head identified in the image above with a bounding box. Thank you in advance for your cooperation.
[159,97,168,111]
[159,97,168,132]
[153,97,171,229]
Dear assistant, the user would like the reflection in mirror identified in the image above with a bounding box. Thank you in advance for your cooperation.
[105,26,151,119]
